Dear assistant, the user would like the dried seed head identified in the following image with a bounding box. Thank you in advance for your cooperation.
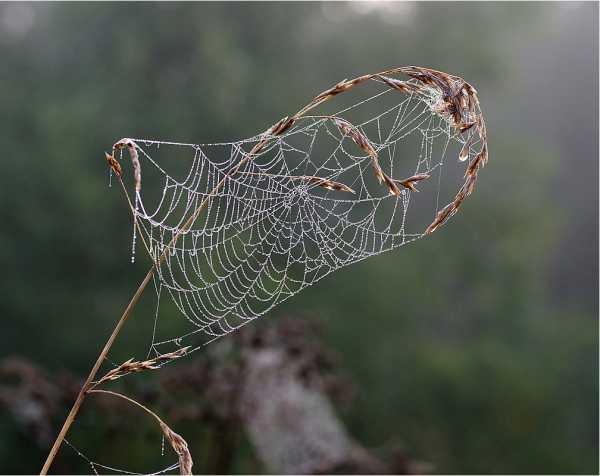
[252,141,267,154]
[333,116,353,136]
[302,176,355,194]
[113,138,141,192]
[92,347,190,388]
[464,173,477,196]
[425,203,455,235]
[332,117,408,196]
[368,157,400,196]
[237,172,354,193]
[465,145,487,178]
[104,152,122,177]
[370,159,385,184]
[159,421,193,476]
[376,75,420,94]
[396,173,431,192]
[315,78,352,101]
[381,172,402,196]
[269,116,295,136]
[333,117,377,157]
[459,121,477,133]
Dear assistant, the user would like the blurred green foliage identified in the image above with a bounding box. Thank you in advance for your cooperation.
[0,2,597,474]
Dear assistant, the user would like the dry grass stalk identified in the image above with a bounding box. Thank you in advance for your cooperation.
[43,65,487,475]
[90,347,190,389]
[88,389,193,475]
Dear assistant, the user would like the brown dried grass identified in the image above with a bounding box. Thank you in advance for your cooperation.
[41,65,488,475]
[90,347,190,389]
[107,66,487,236]
[273,66,488,233]
[88,389,193,475]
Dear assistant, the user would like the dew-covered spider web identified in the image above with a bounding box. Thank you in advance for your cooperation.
[62,68,487,475]
[110,74,486,357]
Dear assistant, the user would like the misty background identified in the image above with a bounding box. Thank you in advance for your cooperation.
[0,2,597,474]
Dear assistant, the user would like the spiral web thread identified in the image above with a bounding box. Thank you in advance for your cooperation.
[113,75,485,358]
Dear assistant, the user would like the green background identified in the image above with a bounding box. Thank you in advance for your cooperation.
[0,2,597,474]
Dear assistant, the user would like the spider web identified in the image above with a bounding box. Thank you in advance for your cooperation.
[66,69,486,475]
[112,77,483,357]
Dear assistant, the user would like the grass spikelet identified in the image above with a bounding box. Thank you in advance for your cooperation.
[332,117,378,158]
[425,203,455,235]
[88,389,193,475]
[376,74,421,94]
[396,173,431,192]
[104,152,122,177]
[113,138,141,192]
[91,347,190,388]
[237,172,355,194]
[379,169,402,196]
[331,116,403,196]
[160,422,194,476]
[299,175,355,193]
[42,65,489,475]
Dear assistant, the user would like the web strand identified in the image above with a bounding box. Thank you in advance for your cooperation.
[119,78,480,352]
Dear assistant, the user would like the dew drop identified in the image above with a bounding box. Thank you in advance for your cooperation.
[131,226,137,263]
[131,194,140,264]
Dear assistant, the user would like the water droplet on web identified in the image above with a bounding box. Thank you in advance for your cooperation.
[97,70,488,358]
[161,435,165,456]
[131,226,137,264]
[131,193,141,264]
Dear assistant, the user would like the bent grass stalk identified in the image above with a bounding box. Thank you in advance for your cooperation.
[87,389,193,475]
[40,65,487,474]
